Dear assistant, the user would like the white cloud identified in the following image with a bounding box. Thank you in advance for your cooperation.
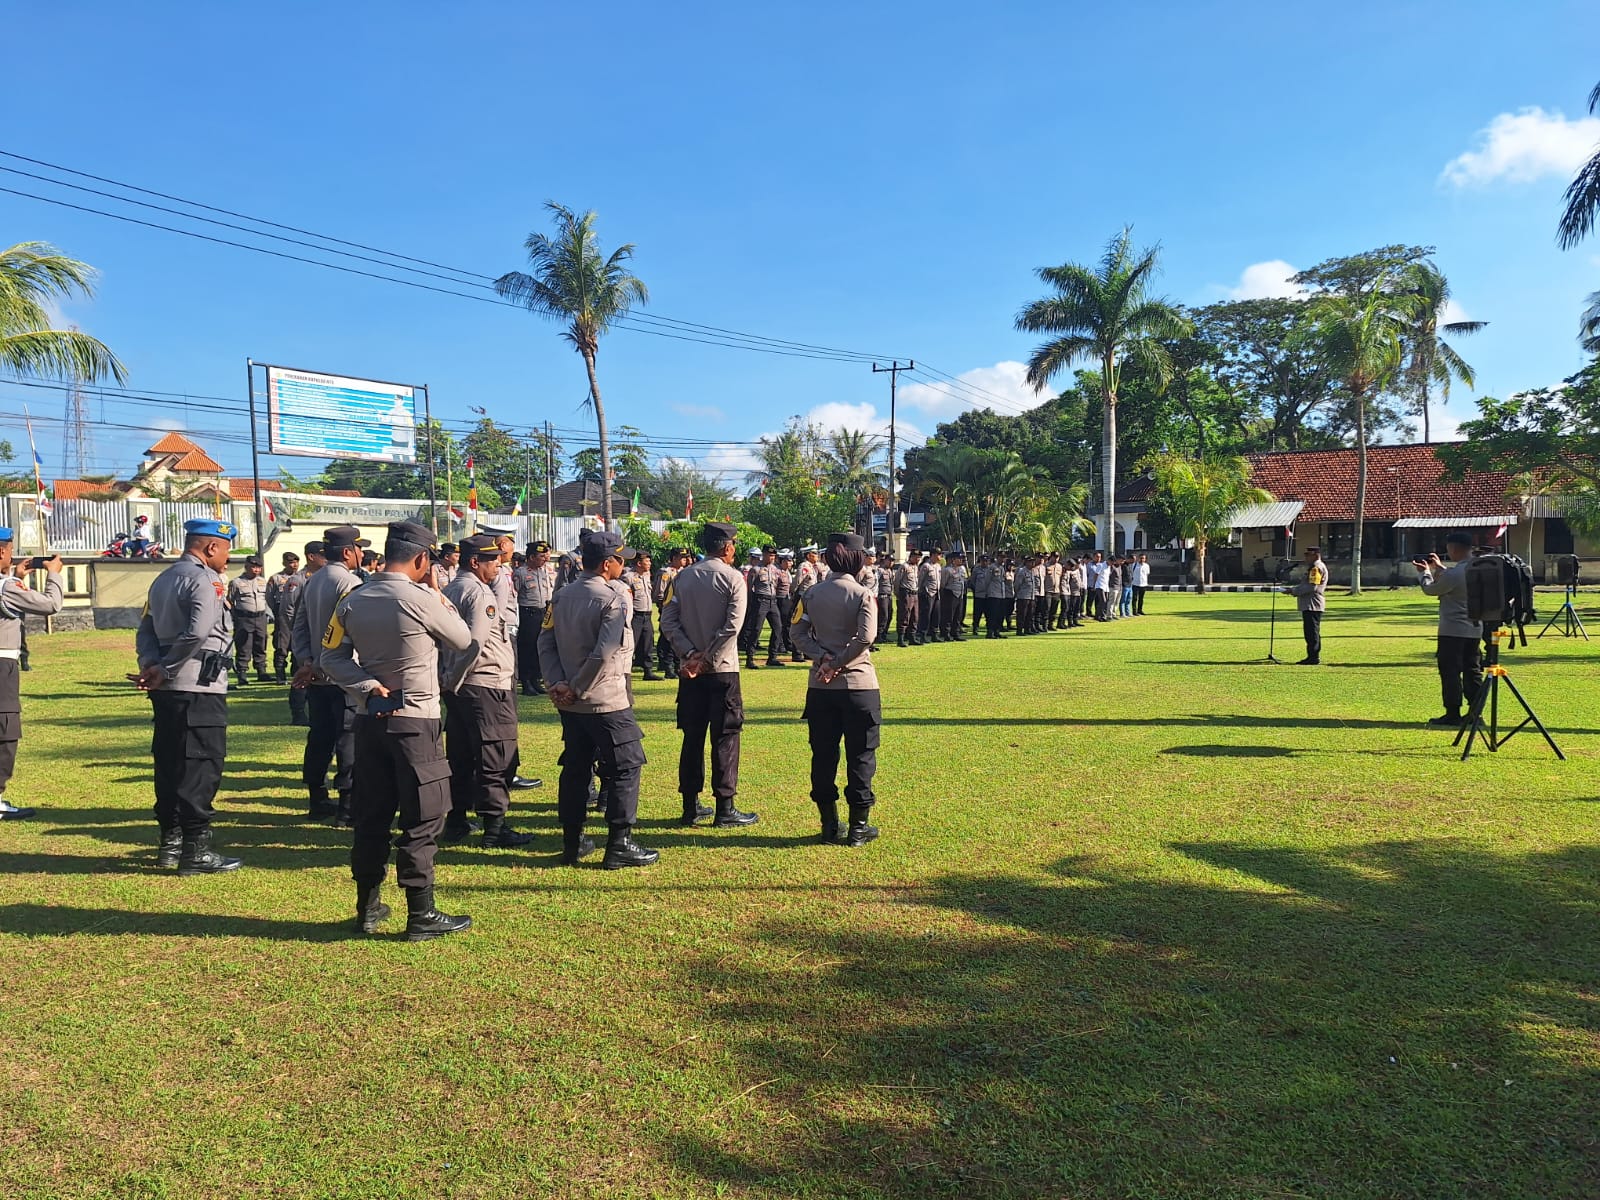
[1440,106,1600,187]
[1440,298,1473,326]
[897,360,1046,420]
[805,401,881,435]
[1224,259,1306,300]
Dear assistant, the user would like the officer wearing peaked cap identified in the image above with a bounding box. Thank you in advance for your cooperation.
[515,540,555,695]
[132,519,242,873]
[266,551,301,683]
[227,554,271,686]
[321,520,475,940]
[0,529,61,821]
[291,525,368,823]
[539,528,661,868]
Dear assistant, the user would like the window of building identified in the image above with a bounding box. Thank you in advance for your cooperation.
[1545,518,1575,555]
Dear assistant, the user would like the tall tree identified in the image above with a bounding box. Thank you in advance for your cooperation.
[1557,81,1600,248]
[0,242,125,383]
[1293,246,1428,595]
[746,417,827,493]
[639,457,736,520]
[1141,452,1271,593]
[1400,262,1484,443]
[1016,229,1191,552]
[495,203,647,522]
[1193,298,1341,451]
[570,425,649,488]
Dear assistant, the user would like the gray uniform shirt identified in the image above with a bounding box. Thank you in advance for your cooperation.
[515,561,557,608]
[918,559,941,596]
[135,553,232,693]
[1289,558,1329,612]
[278,570,306,644]
[941,564,966,597]
[1420,560,1479,639]
[292,561,361,677]
[441,569,514,692]
[793,575,880,691]
[0,574,63,650]
[623,568,652,613]
[320,573,471,720]
[228,574,269,615]
[494,565,519,638]
[537,572,635,714]
[661,556,747,675]
[1015,565,1038,600]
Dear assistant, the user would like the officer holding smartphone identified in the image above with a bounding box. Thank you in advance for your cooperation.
[321,521,474,940]
[0,531,62,820]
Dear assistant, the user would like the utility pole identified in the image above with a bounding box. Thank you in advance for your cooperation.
[872,360,913,555]
[544,420,555,538]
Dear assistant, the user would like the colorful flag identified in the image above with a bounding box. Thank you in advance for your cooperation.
[264,496,276,524]
[25,410,50,520]
[814,478,823,497]
[1494,519,1509,540]
[685,485,694,519]
[760,477,768,500]
[466,457,478,531]
[511,484,526,518]
[630,487,640,518]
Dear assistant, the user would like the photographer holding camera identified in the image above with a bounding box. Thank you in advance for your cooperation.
[1415,531,1483,727]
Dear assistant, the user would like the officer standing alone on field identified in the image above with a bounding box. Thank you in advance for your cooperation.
[1416,532,1484,726]
[320,521,474,940]
[661,520,758,828]
[0,534,62,821]
[539,528,661,869]
[292,525,368,823]
[227,555,271,686]
[793,532,883,846]
[131,519,242,874]
[1282,545,1328,665]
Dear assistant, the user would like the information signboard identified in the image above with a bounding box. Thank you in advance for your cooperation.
[266,366,418,462]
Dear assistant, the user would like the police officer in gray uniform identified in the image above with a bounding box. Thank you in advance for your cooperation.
[661,520,757,828]
[227,554,271,686]
[279,542,319,727]
[441,534,533,849]
[873,550,894,646]
[131,518,242,874]
[292,525,368,822]
[515,540,556,695]
[793,532,883,846]
[321,521,474,941]
[266,551,300,683]
[538,528,660,869]
[0,533,62,821]
[623,550,661,680]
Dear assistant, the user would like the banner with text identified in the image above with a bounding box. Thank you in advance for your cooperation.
[266,366,418,462]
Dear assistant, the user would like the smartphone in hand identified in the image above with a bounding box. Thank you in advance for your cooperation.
[366,690,405,716]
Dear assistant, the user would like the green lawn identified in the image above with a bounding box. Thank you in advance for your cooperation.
[2,591,1597,1200]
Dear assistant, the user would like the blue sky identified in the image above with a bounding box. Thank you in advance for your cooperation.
[3,1,1597,483]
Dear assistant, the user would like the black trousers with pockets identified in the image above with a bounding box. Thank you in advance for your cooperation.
[304,683,354,798]
[350,715,451,890]
[803,688,880,809]
[444,685,518,821]
[675,671,743,801]
[150,689,227,833]
[558,708,646,829]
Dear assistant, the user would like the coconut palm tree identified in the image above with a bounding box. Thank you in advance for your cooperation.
[495,203,647,523]
[0,242,125,383]
[1401,262,1484,443]
[1579,290,1600,353]
[1558,81,1600,248]
[1142,452,1271,594]
[1016,229,1191,553]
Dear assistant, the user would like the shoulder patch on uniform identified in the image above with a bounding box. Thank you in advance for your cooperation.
[486,604,496,618]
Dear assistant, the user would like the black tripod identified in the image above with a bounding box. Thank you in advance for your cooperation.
[1453,627,1564,761]
[1537,584,1588,640]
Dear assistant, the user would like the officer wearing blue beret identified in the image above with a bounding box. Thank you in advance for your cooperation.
[0,528,62,820]
[131,519,243,873]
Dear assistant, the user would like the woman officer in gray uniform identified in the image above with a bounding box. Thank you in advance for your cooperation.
[791,532,883,847]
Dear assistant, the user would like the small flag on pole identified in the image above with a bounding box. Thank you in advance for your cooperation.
[630,487,640,518]
[760,477,768,500]
[466,457,478,531]
[264,496,276,524]
[512,484,526,518]
[1494,519,1509,540]
[685,485,694,519]
[25,410,51,520]
[814,478,823,497]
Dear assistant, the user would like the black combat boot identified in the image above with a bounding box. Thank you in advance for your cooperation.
[745,651,762,670]
[440,814,475,844]
[481,817,534,848]
[275,670,288,685]
[602,825,660,869]
[713,797,759,827]
[331,790,354,827]
[681,794,713,826]
[816,800,845,844]
[765,656,786,668]
[588,781,606,813]
[845,804,880,848]
[355,883,392,934]
[561,827,597,865]
[642,665,662,681]
[156,826,183,869]
[255,671,272,684]
[177,828,243,876]
[403,885,472,942]
[307,789,337,821]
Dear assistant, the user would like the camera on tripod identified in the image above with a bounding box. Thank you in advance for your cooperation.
[1557,554,1580,586]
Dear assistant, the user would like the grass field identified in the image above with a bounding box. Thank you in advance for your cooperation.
[1,590,1597,1199]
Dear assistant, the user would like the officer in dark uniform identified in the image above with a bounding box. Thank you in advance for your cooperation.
[792,532,883,847]
[441,534,533,849]
[321,521,474,940]
[227,554,271,686]
[660,521,758,828]
[0,532,62,821]
[131,518,242,874]
[515,540,555,694]
[538,528,660,868]
[291,525,368,822]
[266,551,300,683]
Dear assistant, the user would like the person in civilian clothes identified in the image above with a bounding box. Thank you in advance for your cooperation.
[266,551,300,683]
[893,549,921,646]
[279,542,318,726]
[515,540,556,695]
[227,555,271,686]
[1417,532,1483,724]
[793,532,883,847]
[772,549,795,658]
[0,537,62,821]
[661,521,757,828]
[321,521,474,939]
[623,550,661,681]
[939,550,968,641]
[654,547,686,679]
[441,534,533,850]
[1132,553,1151,615]
[917,548,943,642]
[1105,556,1122,622]
[292,525,369,823]
[539,528,661,868]
[131,519,241,874]
[1282,545,1328,665]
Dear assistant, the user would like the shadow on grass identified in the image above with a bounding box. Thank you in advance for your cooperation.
[1161,743,1297,757]
[659,841,1600,1199]
[0,903,357,941]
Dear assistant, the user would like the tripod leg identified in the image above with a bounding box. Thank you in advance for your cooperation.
[1455,676,1492,759]
[1498,675,1566,760]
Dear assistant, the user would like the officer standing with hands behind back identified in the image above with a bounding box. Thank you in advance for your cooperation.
[320,521,474,941]
[131,519,242,874]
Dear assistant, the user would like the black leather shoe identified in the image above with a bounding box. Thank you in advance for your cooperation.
[643,668,662,681]
[561,830,597,865]
[510,776,543,790]
[355,884,392,934]
[845,806,879,847]
[713,799,759,827]
[233,674,249,688]
[403,886,471,941]
[681,796,713,825]
[331,791,354,828]
[275,673,288,684]
[482,820,534,849]
[307,792,337,821]
[177,829,243,875]
[1428,712,1464,726]
[764,658,786,668]
[745,658,762,670]
[157,826,182,869]
[602,827,660,869]
[1296,657,1321,665]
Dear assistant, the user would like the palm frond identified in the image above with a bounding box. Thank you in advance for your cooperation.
[1023,335,1098,391]
[1558,149,1600,248]
[1580,290,1600,353]
[0,330,127,384]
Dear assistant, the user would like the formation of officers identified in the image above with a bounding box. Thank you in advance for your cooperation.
[123,517,886,943]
